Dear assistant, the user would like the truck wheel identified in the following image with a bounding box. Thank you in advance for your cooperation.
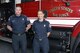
[75,42,80,53]
[72,34,80,53]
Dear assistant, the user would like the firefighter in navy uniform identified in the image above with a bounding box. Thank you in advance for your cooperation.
[7,6,31,53]
[33,10,51,53]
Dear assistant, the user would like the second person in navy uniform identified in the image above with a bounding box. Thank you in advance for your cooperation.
[32,10,51,53]
[7,6,31,53]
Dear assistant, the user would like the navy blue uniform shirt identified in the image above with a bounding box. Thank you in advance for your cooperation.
[7,15,30,33]
[33,19,51,39]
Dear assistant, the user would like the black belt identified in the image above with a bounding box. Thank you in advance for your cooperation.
[34,37,47,41]
[35,38,43,41]
[13,32,25,36]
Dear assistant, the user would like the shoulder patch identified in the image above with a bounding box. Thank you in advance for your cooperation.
[49,24,51,28]
[27,18,30,21]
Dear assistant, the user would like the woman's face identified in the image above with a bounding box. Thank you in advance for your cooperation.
[38,11,44,19]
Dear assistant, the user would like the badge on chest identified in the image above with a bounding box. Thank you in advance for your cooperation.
[44,24,46,27]
[22,18,24,21]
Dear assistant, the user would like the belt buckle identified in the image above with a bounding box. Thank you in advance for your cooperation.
[39,39,42,41]
[18,33,21,36]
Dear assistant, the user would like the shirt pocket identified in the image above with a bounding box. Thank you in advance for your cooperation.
[11,20,17,25]
[19,18,25,24]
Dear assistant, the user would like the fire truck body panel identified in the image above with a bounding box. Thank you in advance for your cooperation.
[0,0,80,53]
[17,0,80,17]
[17,0,80,37]
[16,0,80,53]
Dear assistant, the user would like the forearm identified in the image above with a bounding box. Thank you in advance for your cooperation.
[7,25,12,31]
[26,24,31,31]
[47,32,51,37]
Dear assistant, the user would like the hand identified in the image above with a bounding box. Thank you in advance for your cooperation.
[7,25,12,31]
[25,24,31,32]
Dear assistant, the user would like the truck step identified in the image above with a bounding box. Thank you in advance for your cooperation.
[0,36,12,43]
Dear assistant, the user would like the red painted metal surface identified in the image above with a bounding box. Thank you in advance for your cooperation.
[17,0,80,17]
[17,0,80,37]
[72,21,80,38]
[17,2,39,17]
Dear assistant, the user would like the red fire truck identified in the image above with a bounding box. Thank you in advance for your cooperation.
[0,0,80,53]
[16,0,80,53]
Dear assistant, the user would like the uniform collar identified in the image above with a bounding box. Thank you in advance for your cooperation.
[14,14,22,18]
[37,18,46,23]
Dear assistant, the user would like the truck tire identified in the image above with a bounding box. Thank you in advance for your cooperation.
[72,33,80,53]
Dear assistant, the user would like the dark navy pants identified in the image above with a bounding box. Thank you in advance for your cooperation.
[33,37,49,53]
[12,34,27,53]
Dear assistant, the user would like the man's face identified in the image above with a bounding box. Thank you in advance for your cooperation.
[15,7,22,15]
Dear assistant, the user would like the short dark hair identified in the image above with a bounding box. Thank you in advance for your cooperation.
[15,6,22,10]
